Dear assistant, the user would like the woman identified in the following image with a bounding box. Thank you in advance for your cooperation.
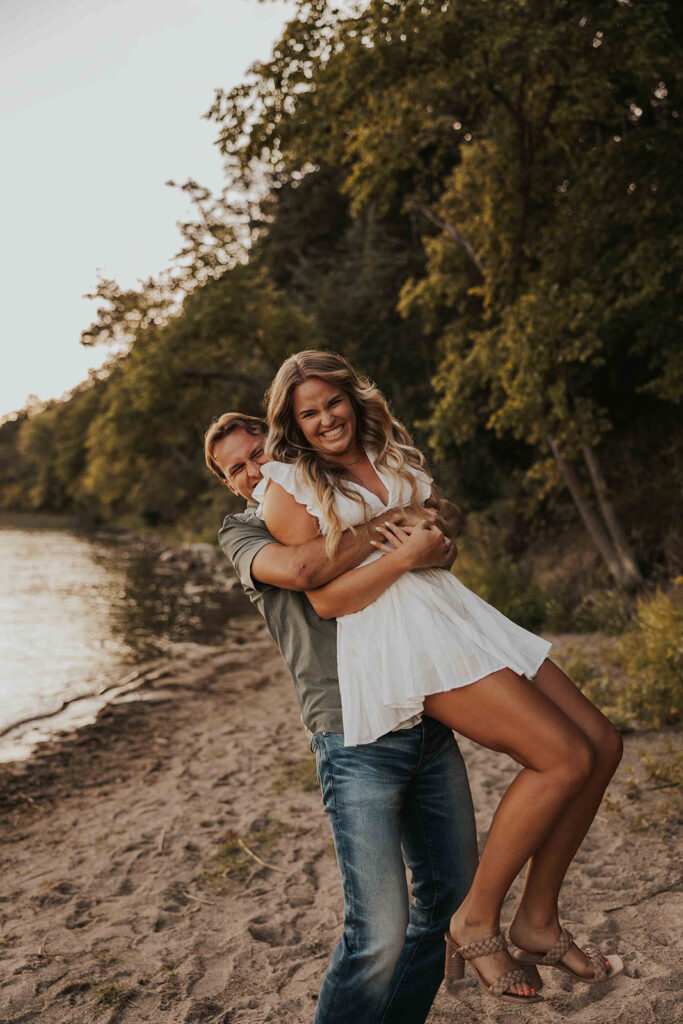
[253,350,624,1004]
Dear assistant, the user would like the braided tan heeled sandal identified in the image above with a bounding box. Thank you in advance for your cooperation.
[510,926,624,985]
[444,931,544,1003]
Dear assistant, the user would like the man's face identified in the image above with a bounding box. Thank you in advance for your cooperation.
[212,428,268,502]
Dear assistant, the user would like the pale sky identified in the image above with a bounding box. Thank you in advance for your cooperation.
[0,0,296,419]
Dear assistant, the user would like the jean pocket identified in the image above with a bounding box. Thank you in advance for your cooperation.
[310,730,324,755]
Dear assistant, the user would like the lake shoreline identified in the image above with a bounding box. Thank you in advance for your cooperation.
[0,511,96,531]
[0,518,248,763]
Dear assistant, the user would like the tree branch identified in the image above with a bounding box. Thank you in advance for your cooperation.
[411,204,487,277]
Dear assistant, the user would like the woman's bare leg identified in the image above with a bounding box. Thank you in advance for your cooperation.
[422,667,595,995]
[508,658,623,976]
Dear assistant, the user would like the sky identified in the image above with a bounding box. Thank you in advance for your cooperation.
[0,0,296,419]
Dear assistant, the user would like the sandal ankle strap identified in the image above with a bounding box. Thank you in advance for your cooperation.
[542,927,574,964]
[458,932,508,959]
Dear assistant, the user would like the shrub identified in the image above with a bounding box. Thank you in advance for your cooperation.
[454,523,545,631]
[570,589,634,634]
[613,583,683,729]
[541,582,633,634]
[541,580,582,632]
[560,647,630,728]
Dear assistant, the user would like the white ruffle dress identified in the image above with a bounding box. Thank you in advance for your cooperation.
[252,451,551,746]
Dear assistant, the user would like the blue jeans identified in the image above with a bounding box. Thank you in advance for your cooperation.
[311,716,478,1024]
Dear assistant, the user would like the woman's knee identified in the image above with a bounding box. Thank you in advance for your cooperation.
[595,720,624,776]
[549,732,595,794]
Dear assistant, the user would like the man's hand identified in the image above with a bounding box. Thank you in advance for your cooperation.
[424,497,465,540]
[439,499,465,541]
[383,503,448,534]
[371,521,455,571]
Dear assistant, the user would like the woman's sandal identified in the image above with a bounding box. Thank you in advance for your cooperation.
[444,931,544,1003]
[509,926,624,986]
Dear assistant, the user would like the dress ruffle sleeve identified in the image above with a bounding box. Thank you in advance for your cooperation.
[252,461,327,533]
[411,464,434,505]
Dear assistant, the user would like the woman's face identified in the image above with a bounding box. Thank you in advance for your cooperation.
[292,376,358,459]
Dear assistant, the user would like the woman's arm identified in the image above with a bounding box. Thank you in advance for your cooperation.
[261,479,321,545]
[259,482,452,591]
[262,483,453,619]
[305,522,453,620]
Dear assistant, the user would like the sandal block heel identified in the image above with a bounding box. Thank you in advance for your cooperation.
[444,933,465,980]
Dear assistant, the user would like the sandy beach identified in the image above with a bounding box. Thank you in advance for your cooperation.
[0,603,680,1024]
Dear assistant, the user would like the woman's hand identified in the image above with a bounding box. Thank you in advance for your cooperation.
[386,502,448,534]
[371,520,455,571]
[306,518,454,619]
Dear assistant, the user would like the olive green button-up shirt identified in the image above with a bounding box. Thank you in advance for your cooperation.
[218,506,344,737]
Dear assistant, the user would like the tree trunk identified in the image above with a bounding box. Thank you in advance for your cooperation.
[548,437,628,586]
[581,443,642,586]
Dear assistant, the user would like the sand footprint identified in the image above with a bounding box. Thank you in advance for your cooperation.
[247,914,303,947]
[64,897,93,929]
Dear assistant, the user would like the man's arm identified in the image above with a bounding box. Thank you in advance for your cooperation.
[304,522,454,619]
[261,483,454,619]
[250,499,448,592]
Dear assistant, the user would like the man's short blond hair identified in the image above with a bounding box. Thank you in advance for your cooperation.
[204,412,267,481]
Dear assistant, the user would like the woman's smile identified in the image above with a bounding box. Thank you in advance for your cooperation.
[315,418,353,454]
[320,423,345,439]
[292,376,359,460]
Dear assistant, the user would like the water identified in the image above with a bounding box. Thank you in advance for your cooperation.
[0,519,251,762]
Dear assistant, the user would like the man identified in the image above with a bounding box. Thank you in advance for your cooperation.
[205,411,478,1024]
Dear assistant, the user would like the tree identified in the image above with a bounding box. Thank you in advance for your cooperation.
[213,0,681,585]
[78,261,316,524]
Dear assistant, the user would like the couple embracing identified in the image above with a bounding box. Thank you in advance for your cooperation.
[204,350,624,1022]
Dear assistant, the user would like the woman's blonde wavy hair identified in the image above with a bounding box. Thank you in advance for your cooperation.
[265,350,438,556]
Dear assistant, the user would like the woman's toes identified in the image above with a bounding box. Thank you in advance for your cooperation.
[512,983,531,996]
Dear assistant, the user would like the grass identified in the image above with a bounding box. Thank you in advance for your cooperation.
[270,755,319,795]
[201,815,295,891]
[91,981,138,1014]
[92,948,120,966]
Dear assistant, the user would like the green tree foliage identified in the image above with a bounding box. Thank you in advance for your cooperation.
[78,261,317,527]
[0,383,107,513]
[1,0,680,578]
